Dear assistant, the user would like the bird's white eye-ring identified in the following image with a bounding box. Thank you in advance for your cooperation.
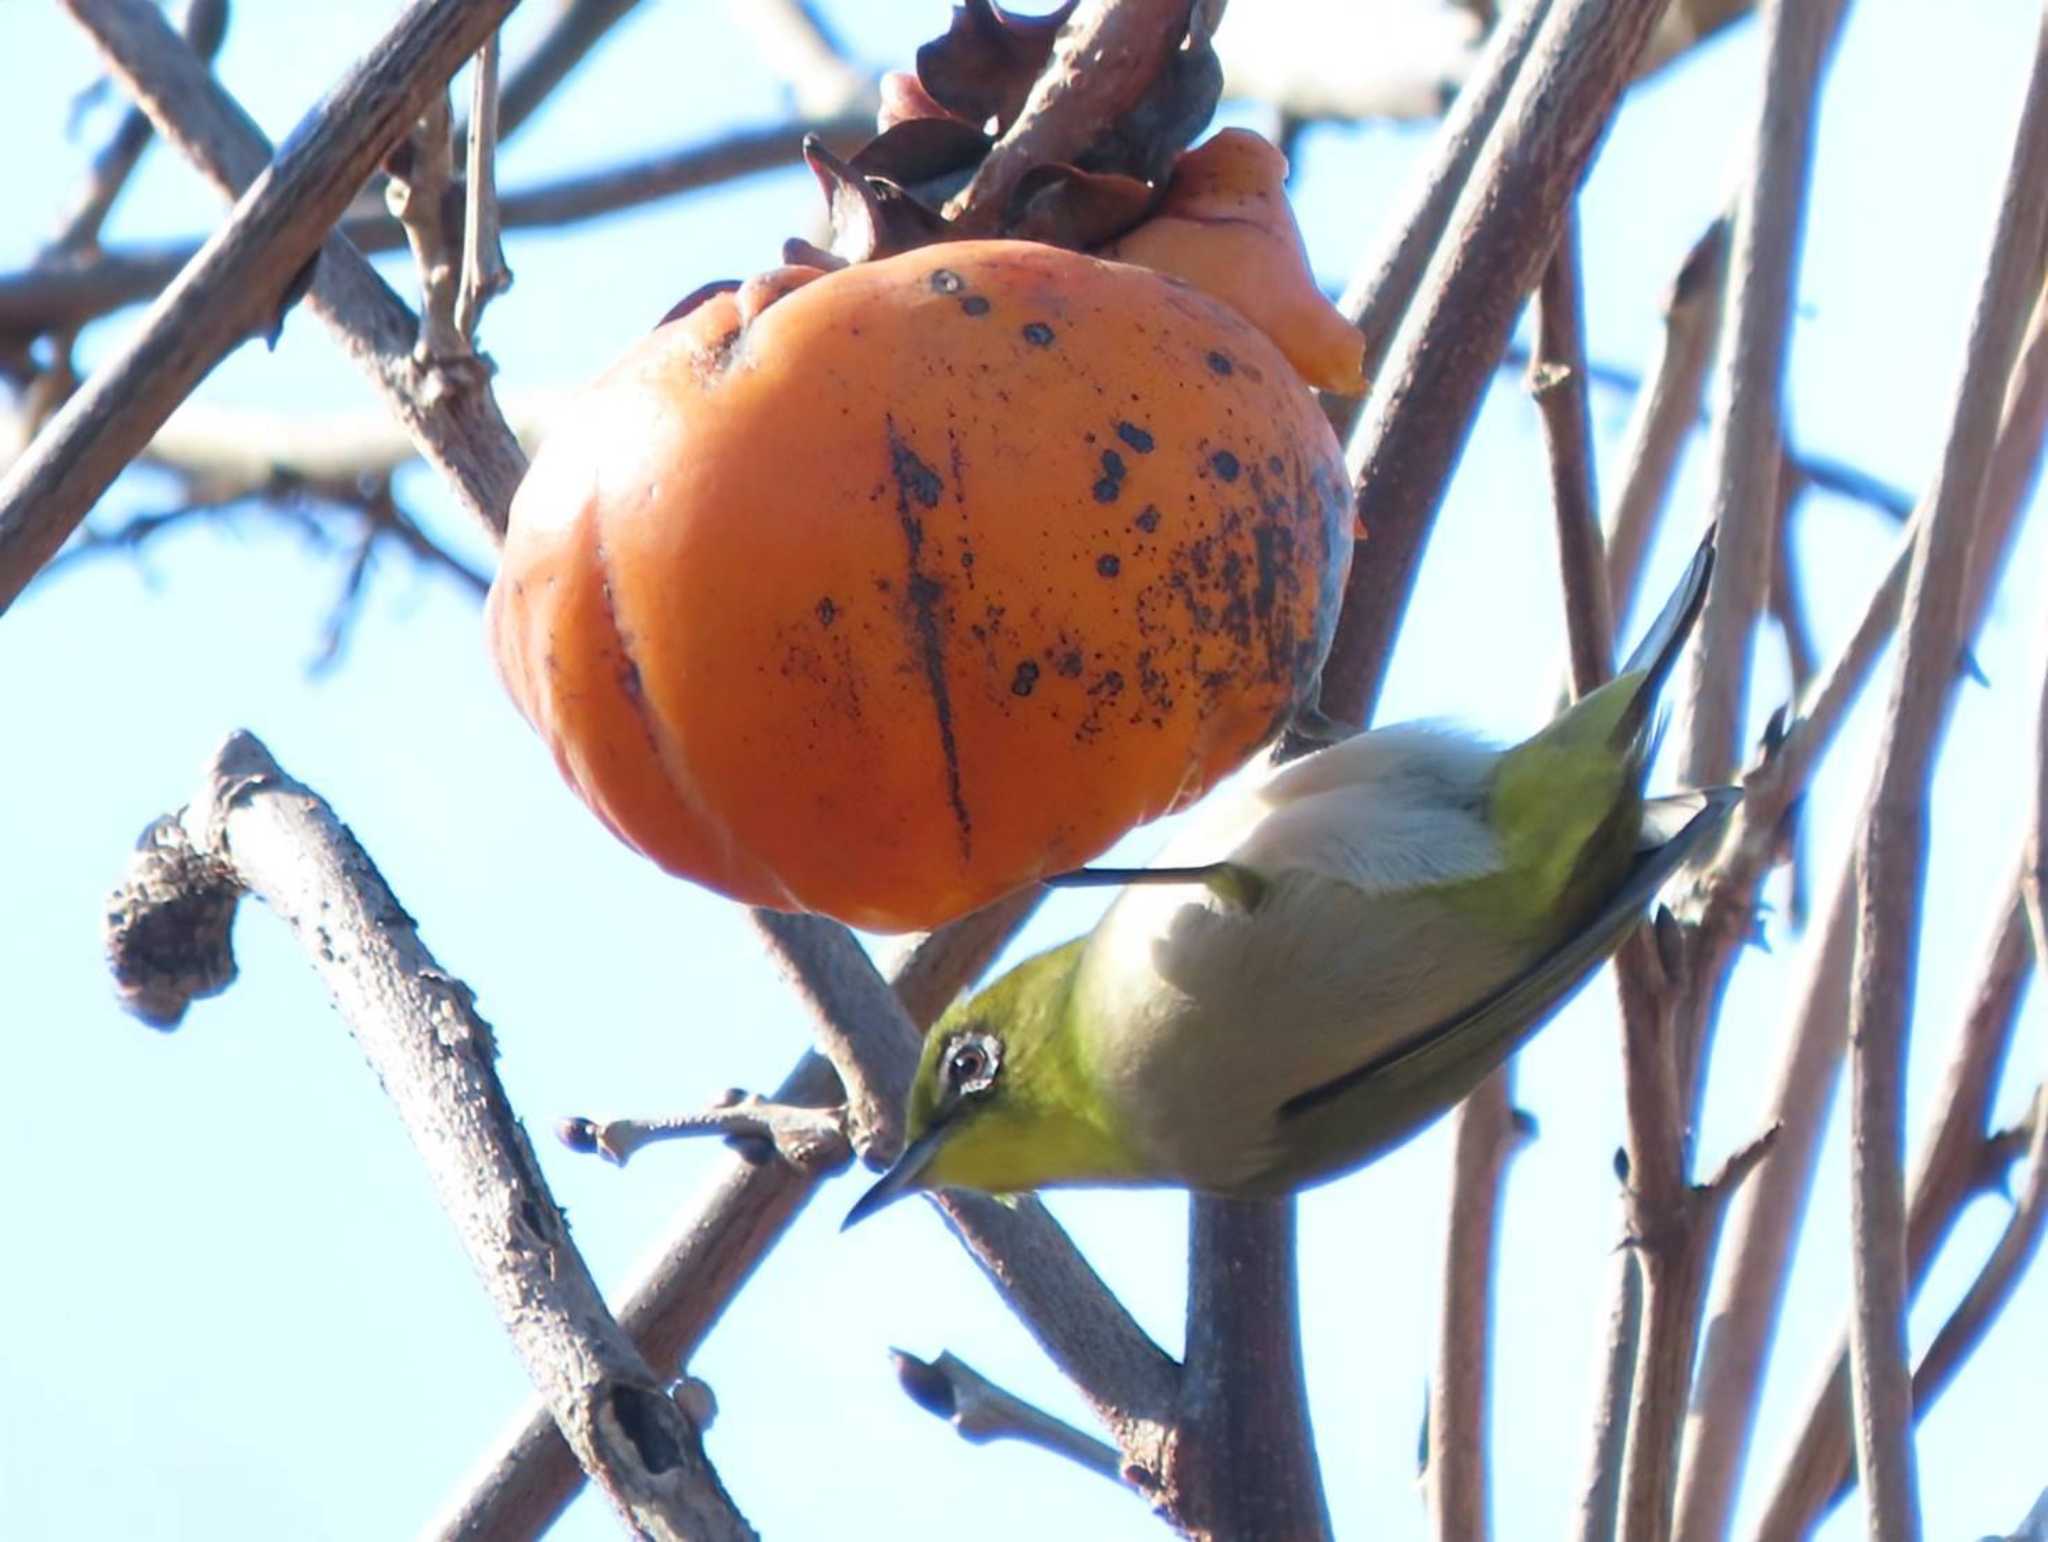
[943,1031,1001,1097]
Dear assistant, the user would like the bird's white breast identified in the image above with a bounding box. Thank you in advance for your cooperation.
[1072,725,1522,1190]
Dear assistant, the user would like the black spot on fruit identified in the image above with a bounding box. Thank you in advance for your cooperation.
[961,295,991,316]
[1096,554,1121,579]
[1134,505,1161,534]
[1022,322,1056,347]
[1057,649,1084,678]
[1206,351,1233,376]
[1116,421,1155,454]
[1093,449,1126,503]
[929,269,964,294]
[1210,451,1241,482]
[1011,660,1040,697]
[816,597,837,627]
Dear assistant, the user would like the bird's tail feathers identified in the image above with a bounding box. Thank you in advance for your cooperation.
[1611,526,1716,753]
[1636,785,1741,850]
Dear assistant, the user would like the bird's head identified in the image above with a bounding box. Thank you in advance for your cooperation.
[844,938,1138,1225]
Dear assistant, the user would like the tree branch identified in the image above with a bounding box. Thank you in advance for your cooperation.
[1430,1069,1533,1540]
[103,732,752,1541]
[1602,216,1728,632]
[428,896,1057,1540]
[1313,0,1678,735]
[1,0,523,613]
[48,0,529,539]
[1326,0,1553,432]
[1672,0,1849,795]
[1844,15,2048,1531]
[1164,1196,1332,1540]
[893,1348,1126,1482]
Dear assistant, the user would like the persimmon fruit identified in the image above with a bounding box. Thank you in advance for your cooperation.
[489,237,1355,932]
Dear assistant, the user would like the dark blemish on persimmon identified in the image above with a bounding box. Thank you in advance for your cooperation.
[1096,554,1121,579]
[1011,660,1040,697]
[1210,451,1241,482]
[1134,505,1161,534]
[1057,649,1084,678]
[1205,351,1233,376]
[886,417,970,855]
[816,597,838,627]
[929,269,965,294]
[1116,421,1155,454]
[1093,449,1126,503]
[961,295,991,316]
[1022,322,1056,347]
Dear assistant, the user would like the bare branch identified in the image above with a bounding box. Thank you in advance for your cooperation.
[1673,0,1849,795]
[0,114,870,340]
[557,1095,852,1174]
[1844,17,2048,1532]
[947,0,1201,229]
[2,0,524,613]
[1574,1246,1643,1542]
[455,34,512,340]
[892,1349,1126,1481]
[45,0,228,258]
[104,732,752,1541]
[496,0,646,142]
[1739,596,2045,1535]
[1429,1069,1533,1540]
[1614,1127,1777,1542]
[1529,209,1615,692]
[1164,1196,1332,1541]
[1313,0,1679,735]
[1905,1088,2048,1432]
[1326,0,1553,435]
[387,90,469,365]
[52,0,528,537]
[1603,216,1729,631]
[430,898,1050,1540]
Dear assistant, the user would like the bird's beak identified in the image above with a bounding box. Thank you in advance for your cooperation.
[843,1125,946,1229]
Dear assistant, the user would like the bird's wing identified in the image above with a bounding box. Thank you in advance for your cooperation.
[1274,787,1737,1128]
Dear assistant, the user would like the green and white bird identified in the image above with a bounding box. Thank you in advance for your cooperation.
[847,534,1734,1220]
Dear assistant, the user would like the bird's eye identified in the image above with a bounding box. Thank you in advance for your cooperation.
[943,1032,1001,1096]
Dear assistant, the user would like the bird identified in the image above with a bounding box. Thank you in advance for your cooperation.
[846,532,1734,1222]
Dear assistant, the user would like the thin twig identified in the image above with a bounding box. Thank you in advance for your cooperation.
[1844,16,2048,1532]
[1429,1069,1532,1540]
[387,89,468,364]
[1312,0,1680,737]
[1749,879,2035,1535]
[1597,215,1728,626]
[1673,0,1850,796]
[55,0,528,539]
[495,0,646,142]
[2,0,521,613]
[1904,1088,2048,1432]
[1326,0,1553,435]
[1574,1245,1644,1542]
[104,733,753,1541]
[946,0,1200,230]
[455,34,512,340]
[45,0,229,257]
[1530,209,1615,692]
[0,113,871,339]
[429,896,1052,1540]
[892,1349,1126,1481]
[557,1094,852,1173]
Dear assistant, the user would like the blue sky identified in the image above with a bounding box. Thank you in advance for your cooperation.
[2,2,2043,1537]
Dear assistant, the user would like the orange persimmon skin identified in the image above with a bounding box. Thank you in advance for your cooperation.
[489,241,1353,931]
